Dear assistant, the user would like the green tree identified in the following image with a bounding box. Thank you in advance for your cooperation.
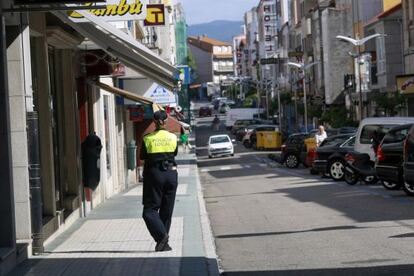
[374,92,406,116]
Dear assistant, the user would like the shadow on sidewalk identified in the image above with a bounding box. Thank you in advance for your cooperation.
[221,264,414,276]
[9,256,217,276]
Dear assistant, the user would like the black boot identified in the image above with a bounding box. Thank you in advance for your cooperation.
[155,234,172,252]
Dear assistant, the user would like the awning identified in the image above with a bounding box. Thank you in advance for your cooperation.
[53,10,179,90]
[91,81,163,112]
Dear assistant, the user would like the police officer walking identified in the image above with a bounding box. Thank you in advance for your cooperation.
[140,110,178,252]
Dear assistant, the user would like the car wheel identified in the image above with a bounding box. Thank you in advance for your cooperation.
[329,159,345,181]
[243,141,251,148]
[208,155,212,159]
[403,180,414,196]
[231,153,234,157]
[285,154,299,169]
[363,176,378,185]
[381,180,402,190]
[344,167,358,185]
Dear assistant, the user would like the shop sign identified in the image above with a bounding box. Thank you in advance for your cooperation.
[15,0,104,4]
[69,0,148,22]
[177,65,191,85]
[260,57,279,65]
[143,83,177,106]
[397,74,414,94]
[144,4,165,26]
[129,106,145,122]
[262,0,276,54]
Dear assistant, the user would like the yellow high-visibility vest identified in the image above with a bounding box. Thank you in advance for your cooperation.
[144,130,177,154]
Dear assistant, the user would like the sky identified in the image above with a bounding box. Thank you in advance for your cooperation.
[177,0,258,25]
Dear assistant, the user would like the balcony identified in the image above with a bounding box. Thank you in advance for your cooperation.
[214,66,234,72]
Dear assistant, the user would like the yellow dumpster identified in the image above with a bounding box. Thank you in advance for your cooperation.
[304,137,317,151]
[256,131,282,150]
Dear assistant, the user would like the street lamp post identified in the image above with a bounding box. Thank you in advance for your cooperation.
[287,61,318,133]
[336,34,385,120]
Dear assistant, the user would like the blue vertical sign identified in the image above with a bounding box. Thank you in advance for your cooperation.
[177,65,191,85]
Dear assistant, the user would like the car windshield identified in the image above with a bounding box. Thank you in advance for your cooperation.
[341,136,356,147]
[210,136,230,144]
[360,125,397,144]
[320,136,350,147]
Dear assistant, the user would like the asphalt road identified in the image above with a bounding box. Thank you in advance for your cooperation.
[195,115,414,276]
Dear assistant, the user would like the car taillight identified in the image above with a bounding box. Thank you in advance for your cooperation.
[308,148,316,159]
[345,153,355,163]
[377,145,385,162]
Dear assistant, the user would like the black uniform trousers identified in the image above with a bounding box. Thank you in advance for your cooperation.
[142,166,178,242]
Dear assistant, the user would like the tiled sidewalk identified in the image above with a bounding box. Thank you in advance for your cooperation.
[9,152,219,276]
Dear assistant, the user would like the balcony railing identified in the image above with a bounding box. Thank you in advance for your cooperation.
[214,66,233,72]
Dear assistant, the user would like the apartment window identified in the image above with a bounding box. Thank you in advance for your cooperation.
[214,46,221,53]
[213,62,219,70]
[221,46,227,53]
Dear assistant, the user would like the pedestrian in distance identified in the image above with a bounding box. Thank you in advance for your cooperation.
[180,127,190,152]
[315,125,328,147]
[212,115,220,132]
[140,110,178,252]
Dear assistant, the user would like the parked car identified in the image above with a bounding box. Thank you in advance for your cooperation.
[354,117,414,160]
[235,124,259,141]
[231,119,262,135]
[312,135,356,181]
[375,124,412,190]
[327,127,358,136]
[207,134,235,158]
[198,106,212,117]
[219,103,230,114]
[280,133,310,168]
[403,124,414,196]
[242,125,280,147]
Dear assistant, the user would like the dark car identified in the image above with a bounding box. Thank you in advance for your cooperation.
[403,125,414,196]
[280,133,310,168]
[327,127,358,136]
[376,124,412,191]
[312,134,355,181]
[198,106,212,117]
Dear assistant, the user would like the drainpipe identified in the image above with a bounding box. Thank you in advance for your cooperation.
[27,112,44,254]
[18,12,44,254]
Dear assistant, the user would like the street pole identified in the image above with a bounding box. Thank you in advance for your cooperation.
[357,44,363,120]
[277,82,282,130]
[266,83,270,119]
[303,70,308,133]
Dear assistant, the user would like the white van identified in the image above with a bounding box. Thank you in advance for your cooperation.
[225,108,264,129]
[355,117,414,160]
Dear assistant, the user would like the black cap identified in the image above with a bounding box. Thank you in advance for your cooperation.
[153,110,168,121]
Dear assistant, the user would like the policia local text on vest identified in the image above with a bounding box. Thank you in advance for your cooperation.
[140,110,178,252]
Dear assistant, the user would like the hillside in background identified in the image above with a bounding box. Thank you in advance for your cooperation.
[188,20,244,43]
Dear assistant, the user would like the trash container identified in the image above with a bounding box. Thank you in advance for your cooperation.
[256,131,266,149]
[127,140,137,170]
[256,131,282,150]
[304,137,317,152]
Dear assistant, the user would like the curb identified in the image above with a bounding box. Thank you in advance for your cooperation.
[195,167,221,275]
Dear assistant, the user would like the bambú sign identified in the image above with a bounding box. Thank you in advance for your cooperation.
[69,0,148,22]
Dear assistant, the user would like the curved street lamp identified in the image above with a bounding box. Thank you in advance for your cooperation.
[287,61,319,133]
[336,34,386,120]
